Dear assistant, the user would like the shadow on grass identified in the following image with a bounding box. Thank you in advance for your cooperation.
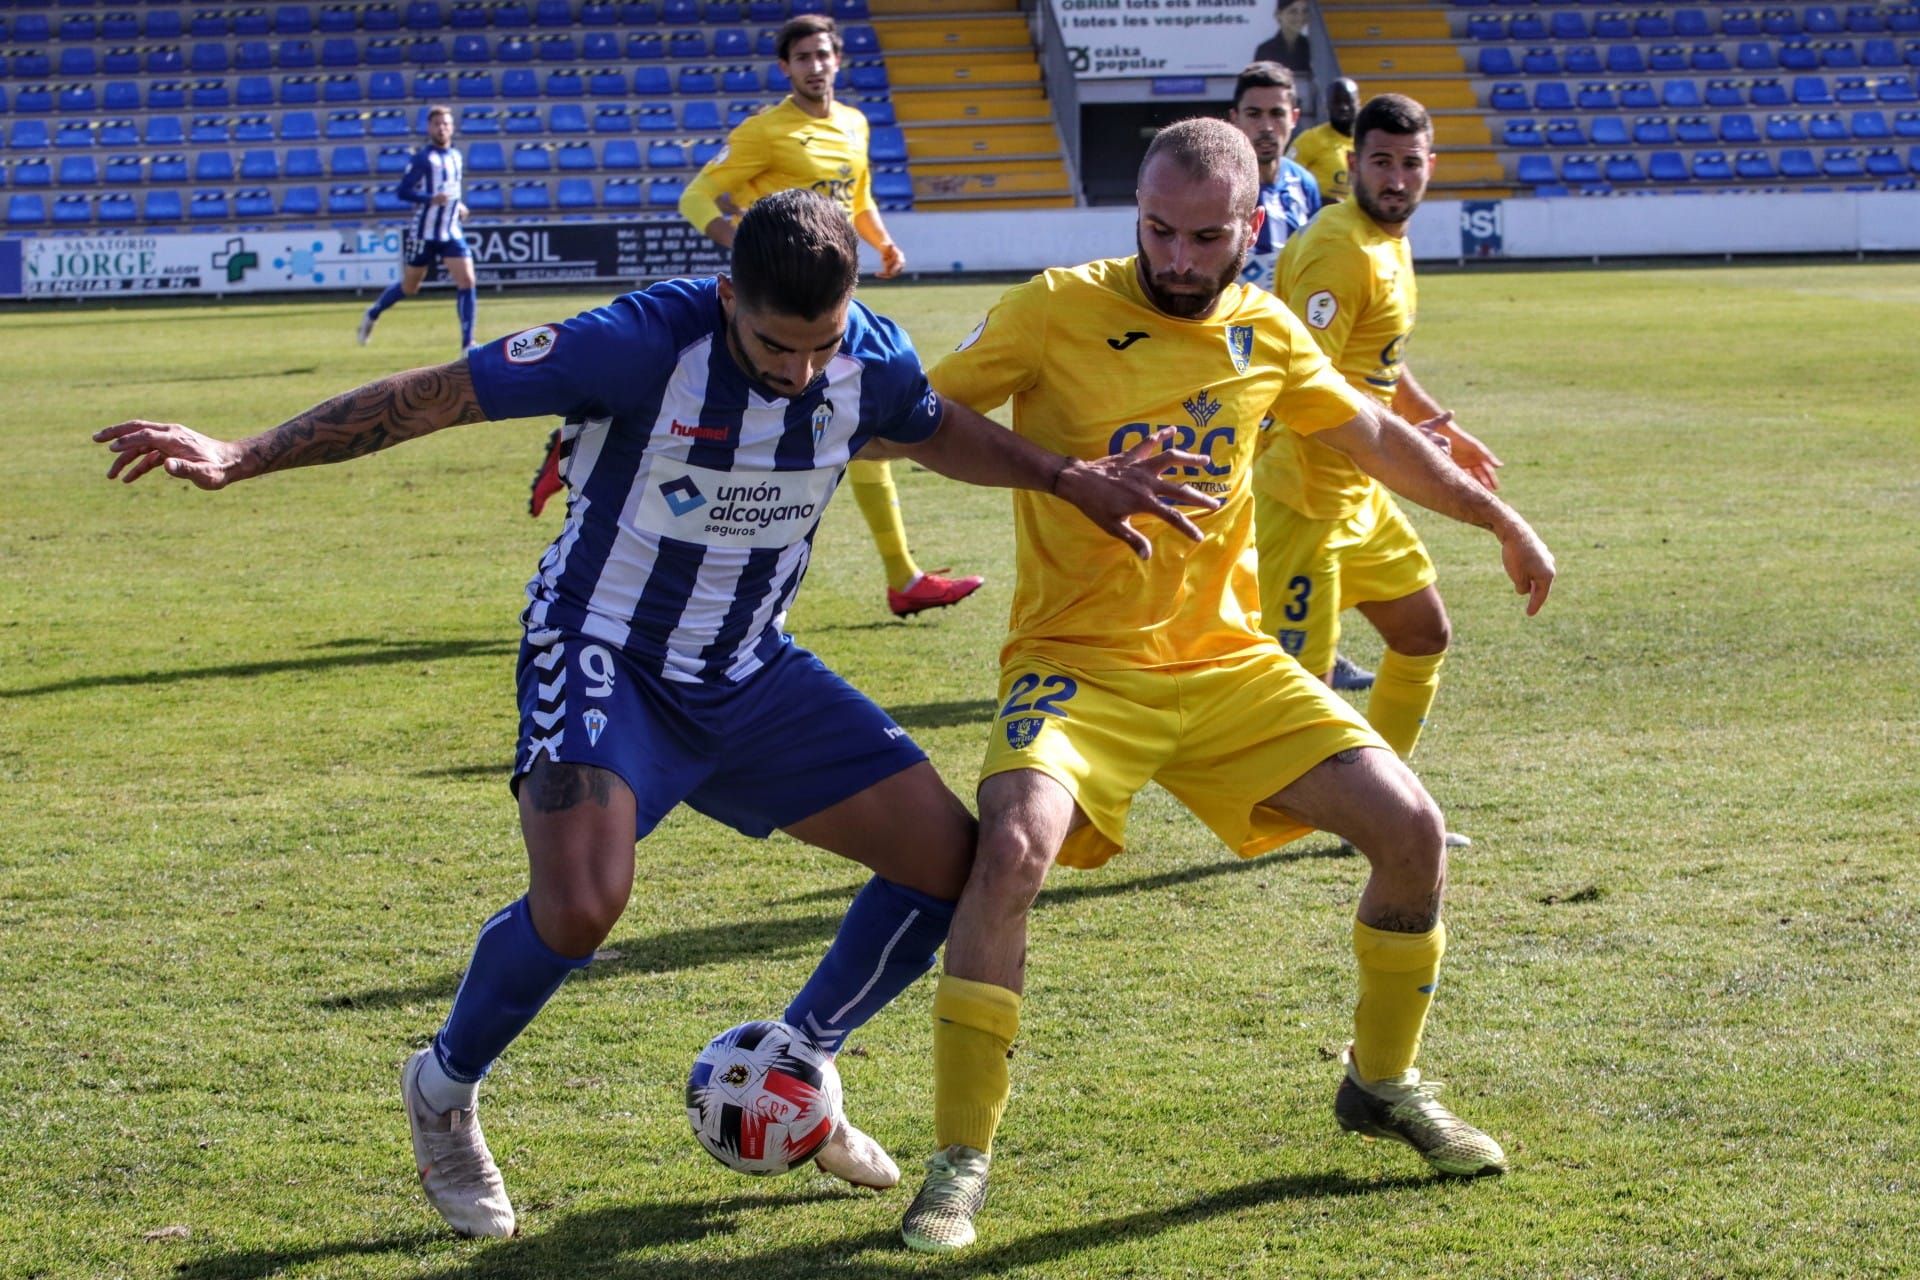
[318,841,1351,1012]
[100,364,320,386]
[0,637,514,701]
[172,1173,1425,1280]
[884,697,998,731]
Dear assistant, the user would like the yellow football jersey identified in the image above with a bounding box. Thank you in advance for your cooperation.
[1259,199,1417,519]
[929,256,1368,673]
[1287,122,1352,201]
[677,97,877,230]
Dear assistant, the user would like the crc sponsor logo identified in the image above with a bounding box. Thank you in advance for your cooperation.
[505,325,557,363]
[1107,387,1238,481]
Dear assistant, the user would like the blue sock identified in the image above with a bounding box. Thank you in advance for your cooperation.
[784,877,955,1052]
[455,287,476,348]
[432,897,592,1084]
[367,281,407,319]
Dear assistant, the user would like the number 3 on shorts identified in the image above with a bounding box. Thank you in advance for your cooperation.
[1000,673,1079,720]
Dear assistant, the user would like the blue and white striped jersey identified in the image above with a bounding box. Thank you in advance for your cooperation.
[1242,158,1322,293]
[469,278,946,686]
[398,144,464,241]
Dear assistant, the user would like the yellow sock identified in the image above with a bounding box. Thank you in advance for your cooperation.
[1351,918,1446,1082]
[932,974,1021,1153]
[1366,648,1447,759]
[847,458,920,591]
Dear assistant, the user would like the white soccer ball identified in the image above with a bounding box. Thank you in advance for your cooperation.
[685,1020,842,1176]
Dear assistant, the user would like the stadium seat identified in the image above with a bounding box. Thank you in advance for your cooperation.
[1768,112,1809,140]
[11,158,52,188]
[282,76,322,105]
[1908,142,1920,170]
[691,137,725,165]
[52,194,93,227]
[469,141,507,172]
[147,12,186,39]
[637,105,676,131]
[1706,80,1744,108]
[1865,37,1902,66]
[99,119,140,147]
[1823,145,1865,174]
[683,101,723,131]
[1795,75,1835,103]
[1491,80,1530,112]
[1676,115,1714,143]
[378,145,413,175]
[58,155,99,187]
[367,4,404,31]
[465,179,505,211]
[1810,111,1847,139]
[1865,145,1906,174]
[457,70,498,99]
[680,68,720,94]
[329,184,370,214]
[605,176,644,208]
[56,122,96,149]
[514,142,554,171]
[1853,109,1892,136]
[1604,153,1647,182]
[281,185,323,215]
[1591,116,1630,146]
[1621,81,1658,108]
[331,144,372,176]
[1736,148,1777,178]
[1899,109,1920,136]
[603,138,643,169]
[1780,146,1819,176]
[1634,116,1674,144]
[584,31,620,60]
[146,190,185,221]
[1721,112,1760,142]
[1504,119,1542,147]
[241,150,281,180]
[505,107,544,133]
[557,177,597,209]
[96,193,136,226]
[283,111,323,140]
[1606,45,1646,74]
[1752,78,1790,106]
[594,106,634,133]
[1516,154,1556,184]
[106,155,145,184]
[1577,82,1616,110]
[649,177,686,207]
[1564,46,1603,76]
[1692,45,1732,72]
[1663,79,1704,107]
[191,190,231,221]
[196,151,238,183]
[324,74,365,103]
[869,125,908,163]
[648,140,687,168]
[8,121,52,151]
[536,0,574,23]
[855,99,894,126]
[1534,82,1574,110]
[1651,46,1687,73]
[327,112,368,139]
[723,67,762,94]
[872,171,912,206]
[551,104,590,132]
[540,34,579,61]
[634,66,672,95]
[558,141,596,170]
[511,178,552,209]
[1649,150,1689,180]
[588,68,629,96]
[287,147,326,177]
[1880,78,1918,104]
[496,2,535,28]
[281,6,318,34]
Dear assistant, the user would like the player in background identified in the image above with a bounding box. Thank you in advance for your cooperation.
[894,119,1555,1253]
[1260,94,1506,849]
[665,13,980,619]
[1289,76,1359,203]
[358,106,477,352]
[95,190,1214,1242]
[1227,61,1376,696]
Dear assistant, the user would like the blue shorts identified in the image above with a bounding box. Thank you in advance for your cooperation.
[511,630,927,840]
[407,235,469,269]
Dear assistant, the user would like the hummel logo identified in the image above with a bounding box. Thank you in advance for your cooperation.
[1107,331,1151,350]
[659,476,704,516]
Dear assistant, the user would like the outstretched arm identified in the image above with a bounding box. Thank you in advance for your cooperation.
[95,360,487,489]
[1314,402,1555,614]
[1392,365,1503,491]
[866,395,1221,559]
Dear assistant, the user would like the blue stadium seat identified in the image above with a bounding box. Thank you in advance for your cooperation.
[1705,79,1743,107]
[1724,8,1762,37]
[511,178,552,209]
[379,145,414,175]
[1865,145,1905,173]
[10,159,52,188]
[1677,115,1714,143]
[1605,44,1645,74]
[621,1,663,22]
[1865,37,1902,65]
[1899,109,1920,135]
[1795,75,1836,103]
[1663,79,1703,107]
[1650,45,1687,73]
[716,28,753,57]
[692,137,725,164]
[146,190,186,221]
[106,155,145,184]
[287,147,325,177]
[729,101,762,127]
[461,105,502,134]
[748,0,784,18]
[537,0,575,23]
[7,119,52,151]
[281,185,323,215]
[683,100,722,130]
[1808,5,1844,34]
[1649,150,1688,180]
[196,151,237,182]
[1534,82,1573,110]
[1769,112,1809,140]
[514,142,554,171]
[648,140,688,168]
[1824,41,1863,68]
[505,107,544,133]
[53,121,93,149]
[556,140,596,170]
[670,29,708,58]
[1721,112,1760,141]
[1603,153,1646,182]
[1780,40,1820,70]
[466,179,505,211]
[550,103,590,132]
[331,144,371,175]
[1765,8,1802,37]
[99,119,140,147]
[59,155,100,186]
[147,80,187,110]
[1739,40,1779,70]
[370,71,407,100]
[1516,153,1556,184]
[855,99,894,126]
[456,70,497,98]
[1633,115,1674,144]
[412,36,450,64]
[583,31,620,60]
[190,118,231,145]
[704,0,745,21]
[281,76,320,104]
[453,1,491,25]
[408,1,447,29]
[593,106,634,133]
[833,0,871,16]
[1692,45,1731,71]
[1675,8,1713,38]
[547,70,585,96]
[1503,119,1542,147]
[320,37,358,67]
[236,188,277,217]
[283,111,322,140]
[1824,145,1864,174]
[367,4,405,31]
[649,176,686,206]
[666,0,701,20]
[1577,82,1616,110]
[191,190,230,221]
[1751,78,1790,106]
[327,112,367,139]
[500,35,536,62]
[1563,46,1602,75]
[52,194,93,227]
[495,2,535,28]
[557,177,596,208]
[1836,76,1874,103]
[589,68,629,95]
[502,68,539,96]
[367,109,406,137]
[242,150,281,180]
[636,104,677,132]
[634,66,672,94]
[849,62,889,91]
[1591,115,1630,145]
[872,170,912,206]
[540,34,579,61]
[1780,146,1819,175]
[600,138,645,170]
[104,48,143,76]
[280,39,318,68]
[59,48,99,80]
[329,184,371,214]
[605,176,644,207]
[324,74,365,103]
[414,72,453,99]
[1736,148,1776,178]
[367,37,406,65]
[722,67,761,93]
[1853,5,1892,34]
[582,1,620,23]
[1853,108,1891,136]
[143,116,185,146]
[869,124,907,163]
[1546,117,1585,146]
[280,6,319,34]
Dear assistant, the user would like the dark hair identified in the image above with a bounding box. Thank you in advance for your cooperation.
[777,14,841,61]
[1232,61,1296,111]
[426,104,453,124]
[731,188,858,319]
[1139,116,1258,215]
[1352,92,1431,151]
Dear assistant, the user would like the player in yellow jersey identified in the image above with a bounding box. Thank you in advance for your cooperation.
[1288,76,1358,202]
[1258,94,1507,847]
[679,14,980,617]
[893,118,1556,1254]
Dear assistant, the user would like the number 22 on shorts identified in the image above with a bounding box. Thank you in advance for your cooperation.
[1000,673,1078,720]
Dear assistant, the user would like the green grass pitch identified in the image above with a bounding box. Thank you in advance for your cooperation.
[2,262,1917,1279]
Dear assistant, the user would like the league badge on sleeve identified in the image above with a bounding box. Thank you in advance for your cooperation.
[1226,325,1253,374]
[505,325,558,364]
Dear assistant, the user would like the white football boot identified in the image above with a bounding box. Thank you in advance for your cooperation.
[401,1048,515,1237]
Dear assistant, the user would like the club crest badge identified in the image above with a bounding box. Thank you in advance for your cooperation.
[811,400,834,446]
[1226,325,1253,374]
[583,707,608,746]
[1005,716,1044,750]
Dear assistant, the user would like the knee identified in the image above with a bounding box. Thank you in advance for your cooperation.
[529,879,628,958]
[1357,780,1448,888]
[1390,614,1451,658]
[969,822,1055,913]
[400,280,422,296]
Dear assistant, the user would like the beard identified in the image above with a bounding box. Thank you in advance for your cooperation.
[1134,228,1250,320]
[1352,177,1419,228]
[726,314,799,396]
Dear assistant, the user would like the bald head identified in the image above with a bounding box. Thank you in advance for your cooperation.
[1328,78,1361,133]
[1138,116,1259,218]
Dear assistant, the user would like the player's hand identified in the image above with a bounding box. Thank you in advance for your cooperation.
[456,202,470,221]
[1498,522,1555,616]
[877,242,907,280]
[1415,410,1503,491]
[432,193,450,207]
[1053,428,1222,560]
[94,420,245,490]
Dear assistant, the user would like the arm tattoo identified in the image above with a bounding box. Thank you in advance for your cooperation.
[237,361,486,477]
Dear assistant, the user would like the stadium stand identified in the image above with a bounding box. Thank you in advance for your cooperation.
[1318,0,1920,197]
[0,0,1076,232]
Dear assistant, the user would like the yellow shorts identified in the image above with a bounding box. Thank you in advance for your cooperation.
[979,649,1386,870]
[1254,483,1437,678]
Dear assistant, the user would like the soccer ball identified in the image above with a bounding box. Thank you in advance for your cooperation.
[685,1020,842,1176]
